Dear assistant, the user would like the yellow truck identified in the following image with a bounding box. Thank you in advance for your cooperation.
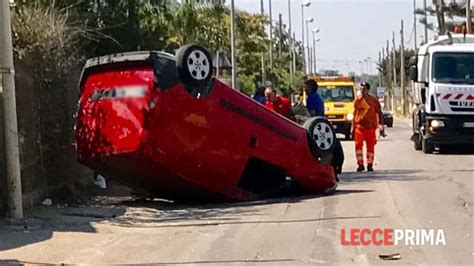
[311,76,356,139]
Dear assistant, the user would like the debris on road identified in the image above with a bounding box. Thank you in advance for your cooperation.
[379,253,401,261]
[94,174,107,189]
[41,198,52,206]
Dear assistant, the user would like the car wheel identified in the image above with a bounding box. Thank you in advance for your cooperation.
[388,122,393,128]
[304,117,336,165]
[422,137,434,154]
[176,44,213,96]
[413,134,422,151]
[344,132,352,140]
[332,140,344,177]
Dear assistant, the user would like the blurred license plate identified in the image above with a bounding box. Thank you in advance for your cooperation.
[463,122,474,128]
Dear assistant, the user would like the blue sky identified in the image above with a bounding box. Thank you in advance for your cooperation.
[234,0,442,75]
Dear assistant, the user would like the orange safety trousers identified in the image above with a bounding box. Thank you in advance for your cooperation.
[354,127,377,166]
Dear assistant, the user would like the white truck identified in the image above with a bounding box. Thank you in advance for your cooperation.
[409,33,474,153]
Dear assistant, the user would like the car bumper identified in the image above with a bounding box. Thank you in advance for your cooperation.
[425,115,474,144]
[330,121,351,134]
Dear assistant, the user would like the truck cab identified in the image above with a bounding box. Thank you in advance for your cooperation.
[311,76,355,140]
[409,34,474,153]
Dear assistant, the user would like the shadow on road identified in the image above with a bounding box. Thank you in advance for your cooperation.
[340,169,426,183]
[109,214,380,229]
[2,258,299,265]
[0,182,374,253]
[437,144,474,155]
[0,204,126,253]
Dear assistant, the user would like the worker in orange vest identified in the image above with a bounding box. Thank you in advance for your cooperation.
[352,82,384,172]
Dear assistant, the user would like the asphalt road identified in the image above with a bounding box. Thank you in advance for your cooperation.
[0,119,472,265]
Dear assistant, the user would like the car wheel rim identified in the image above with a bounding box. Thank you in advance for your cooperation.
[313,122,334,151]
[187,50,210,81]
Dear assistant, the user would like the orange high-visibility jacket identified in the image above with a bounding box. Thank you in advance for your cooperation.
[353,95,382,130]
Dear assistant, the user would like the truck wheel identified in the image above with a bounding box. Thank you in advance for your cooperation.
[413,134,422,151]
[176,44,213,96]
[422,138,434,154]
[304,117,336,165]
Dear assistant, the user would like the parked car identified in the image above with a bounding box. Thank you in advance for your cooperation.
[75,44,341,201]
[383,110,393,127]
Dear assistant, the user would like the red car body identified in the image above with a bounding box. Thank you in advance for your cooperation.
[75,50,337,201]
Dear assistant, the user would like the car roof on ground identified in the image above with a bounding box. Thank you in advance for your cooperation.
[84,51,175,70]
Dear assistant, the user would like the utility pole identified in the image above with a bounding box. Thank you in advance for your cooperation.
[413,0,418,50]
[260,0,265,83]
[301,2,311,74]
[0,0,23,219]
[378,51,382,87]
[269,0,273,71]
[216,50,220,79]
[305,19,310,74]
[287,0,293,89]
[381,48,385,87]
[309,49,313,75]
[392,32,397,88]
[261,56,265,84]
[305,18,313,75]
[293,32,297,77]
[424,0,428,43]
[288,0,295,89]
[386,40,392,111]
[278,13,282,59]
[436,0,445,34]
[467,0,472,34]
[230,0,237,89]
[401,20,406,116]
[301,5,305,75]
[312,31,316,74]
[392,32,398,112]
[313,42,317,74]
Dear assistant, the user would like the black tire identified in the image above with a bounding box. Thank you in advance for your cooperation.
[176,44,213,96]
[422,137,434,154]
[332,140,344,177]
[344,132,352,140]
[388,122,393,128]
[303,117,336,165]
[413,134,422,151]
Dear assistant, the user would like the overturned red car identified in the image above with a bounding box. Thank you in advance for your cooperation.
[75,44,340,201]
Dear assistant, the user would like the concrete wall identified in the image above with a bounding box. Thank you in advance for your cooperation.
[1,63,92,217]
[0,77,6,215]
[18,62,93,208]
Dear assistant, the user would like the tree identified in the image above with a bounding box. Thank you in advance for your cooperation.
[377,48,416,89]
[416,0,473,35]
[12,0,305,95]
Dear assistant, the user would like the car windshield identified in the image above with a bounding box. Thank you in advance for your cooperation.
[319,86,354,102]
[432,52,474,85]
